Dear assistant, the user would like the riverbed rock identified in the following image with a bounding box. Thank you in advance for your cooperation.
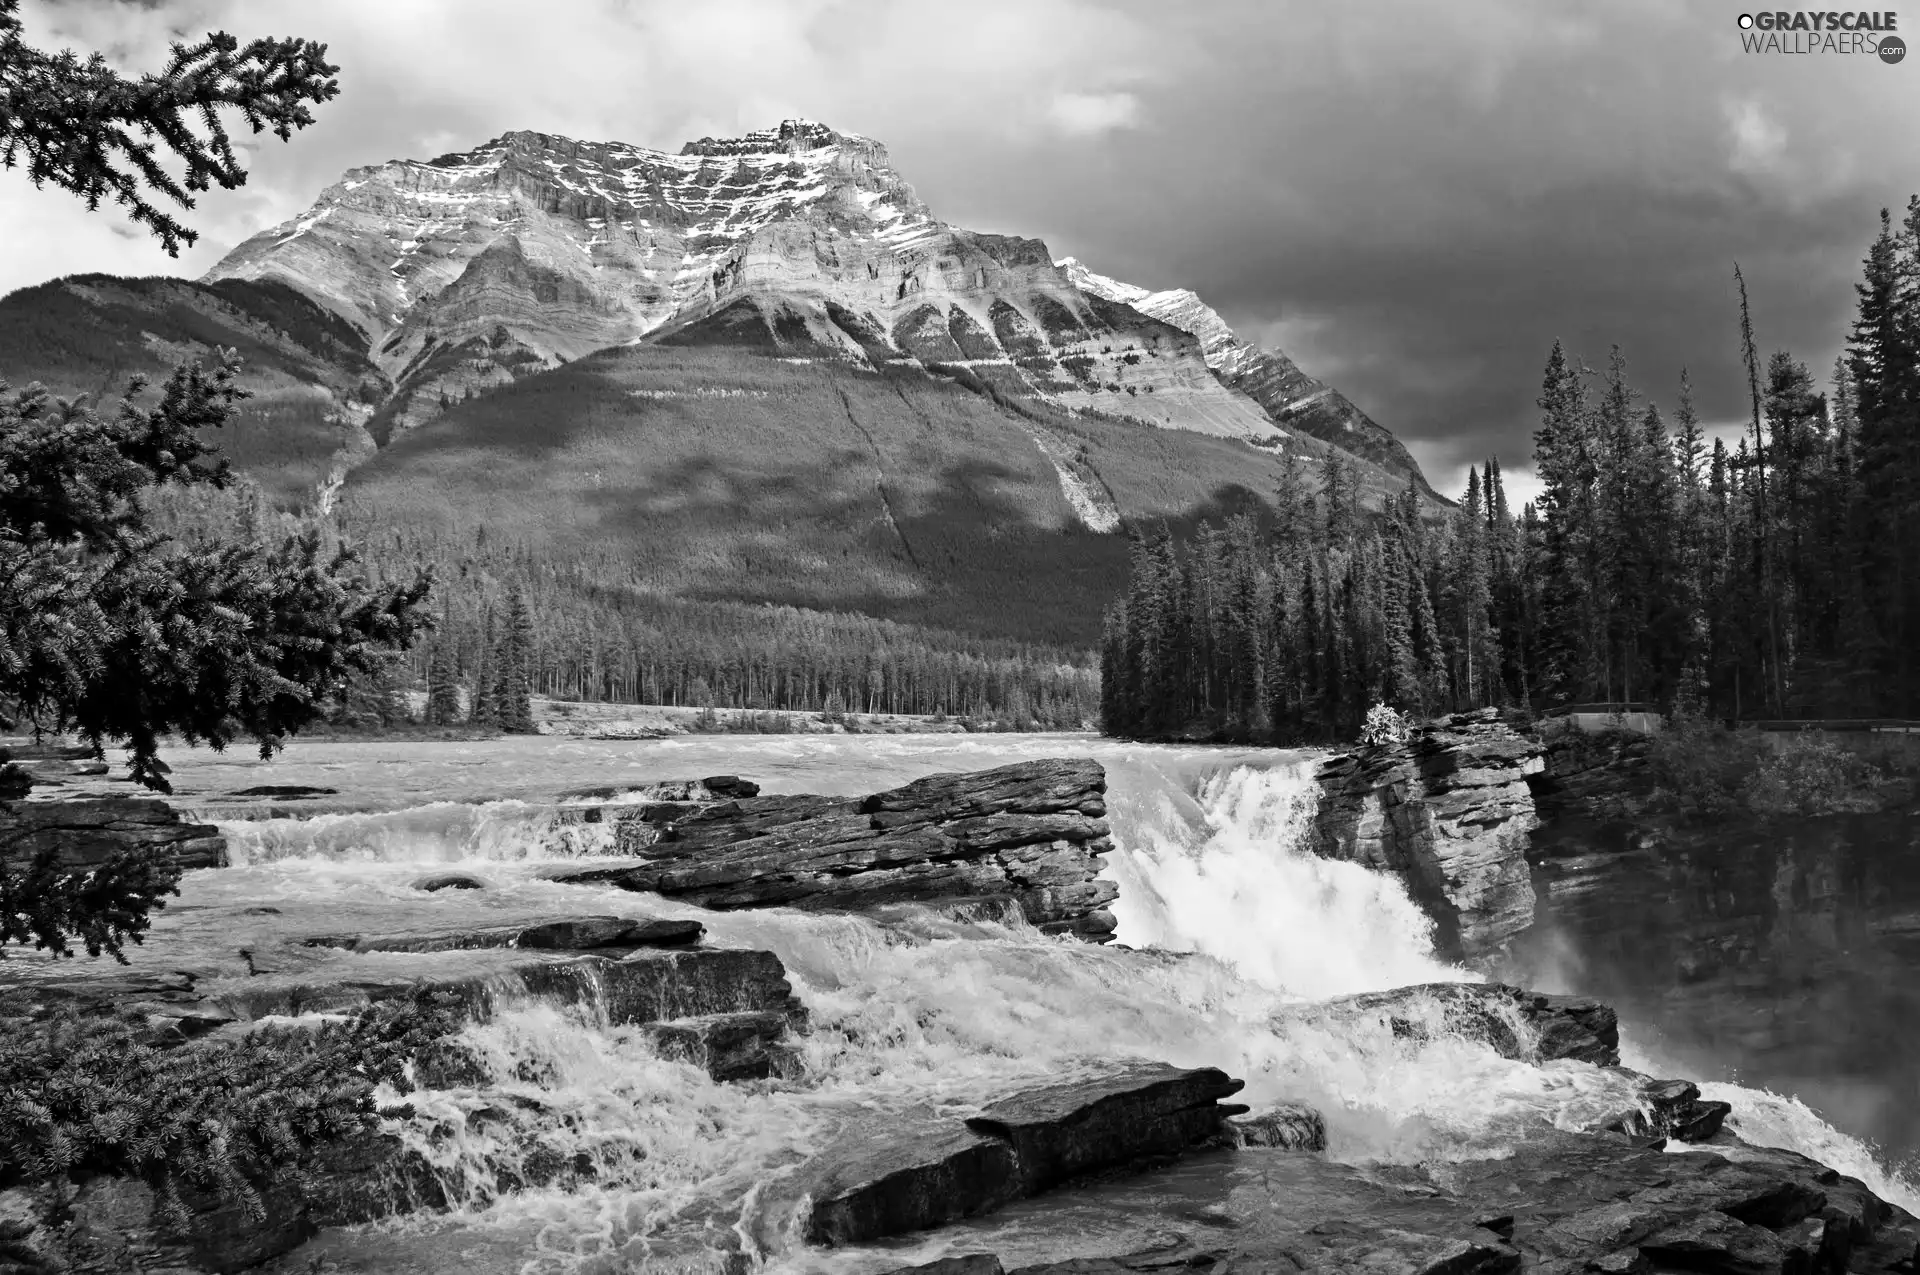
[1286,981,1620,1066]
[802,1063,1247,1246]
[640,1009,803,1081]
[411,871,491,891]
[929,1123,1919,1275]
[1586,1075,1733,1144]
[304,914,705,953]
[1313,709,1543,961]
[548,759,1120,940]
[1227,1101,1328,1150]
[0,794,226,876]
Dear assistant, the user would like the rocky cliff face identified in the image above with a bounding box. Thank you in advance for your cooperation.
[204,120,1289,447]
[1312,709,1544,961]
[1057,257,1435,493]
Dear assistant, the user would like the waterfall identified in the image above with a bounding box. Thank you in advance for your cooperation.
[199,741,1918,1269]
[1101,756,1473,998]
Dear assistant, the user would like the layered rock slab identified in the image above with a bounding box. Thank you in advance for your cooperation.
[801,1063,1247,1246]
[869,1127,1920,1275]
[1313,708,1545,960]
[547,758,1120,940]
[0,793,225,875]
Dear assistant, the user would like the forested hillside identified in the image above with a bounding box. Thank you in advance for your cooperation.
[1102,199,1920,741]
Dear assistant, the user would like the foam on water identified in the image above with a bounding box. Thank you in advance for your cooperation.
[1103,757,1471,998]
[204,740,1917,1268]
[216,800,615,865]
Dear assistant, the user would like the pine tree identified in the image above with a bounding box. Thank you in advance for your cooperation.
[1531,340,1595,704]
[424,635,461,726]
[492,591,536,734]
[467,605,497,727]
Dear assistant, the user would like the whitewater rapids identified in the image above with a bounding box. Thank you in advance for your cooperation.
[169,736,1917,1272]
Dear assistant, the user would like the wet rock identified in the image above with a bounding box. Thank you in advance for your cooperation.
[930,1120,1917,1275]
[1593,1076,1733,1144]
[965,1064,1247,1196]
[1292,981,1620,1066]
[806,1114,1021,1245]
[702,775,760,798]
[641,1010,803,1081]
[881,1258,1005,1275]
[516,916,704,949]
[551,759,1120,940]
[1313,708,1542,961]
[412,871,491,891]
[230,785,340,799]
[0,794,225,875]
[304,913,705,953]
[804,1063,1248,1246]
[1227,1101,1327,1150]
[1637,1209,1813,1273]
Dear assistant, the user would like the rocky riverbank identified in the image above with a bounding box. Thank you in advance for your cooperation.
[9,749,1920,1274]
[1312,709,1545,961]
[546,757,1122,941]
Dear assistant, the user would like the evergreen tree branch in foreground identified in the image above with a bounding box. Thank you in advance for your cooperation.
[0,0,340,256]
[0,356,434,962]
[1,356,434,796]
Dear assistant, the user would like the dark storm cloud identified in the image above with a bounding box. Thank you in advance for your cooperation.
[5,0,1917,502]
[906,1,1920,498]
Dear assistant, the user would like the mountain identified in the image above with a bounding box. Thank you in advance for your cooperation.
[203,120,1290,448]
[1056,258,1433,494]
[0,119,1442,654]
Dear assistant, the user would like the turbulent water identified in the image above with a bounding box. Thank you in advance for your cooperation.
[160,735,1918,1273]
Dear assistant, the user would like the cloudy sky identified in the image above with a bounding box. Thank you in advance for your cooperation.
[6,0,1919,503]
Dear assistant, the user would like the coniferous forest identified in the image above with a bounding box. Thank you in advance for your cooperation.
[1102,201,1920,743]
[152,485,1102,732]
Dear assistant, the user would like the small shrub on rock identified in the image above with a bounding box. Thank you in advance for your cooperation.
[1741,731,1889,816]
[1360,703,1412,748]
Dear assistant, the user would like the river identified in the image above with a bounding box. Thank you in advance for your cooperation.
[140,732,1919,1272]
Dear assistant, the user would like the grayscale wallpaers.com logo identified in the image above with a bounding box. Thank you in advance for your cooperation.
[1737,11,1906,59]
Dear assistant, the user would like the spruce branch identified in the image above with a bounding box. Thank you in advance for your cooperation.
[0,0,339,255]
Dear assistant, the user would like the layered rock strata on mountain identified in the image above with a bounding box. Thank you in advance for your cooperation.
[1058,256,1434,492]
[203,121,1284,446]
[546,758,1120,940]
[1312,708,1545,960]
[800,1063,1248,1245]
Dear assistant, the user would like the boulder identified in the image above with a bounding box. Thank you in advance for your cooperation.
[303,914,705,953]
[411,871,491,891]
[1591,1075,1733,1144]
[639,1010,802,1082]
[0,794,225,875]
[1227,1101,1327,1150]
[882,1259,1005,1275]
[549,759,1120,940]
[1288,981,1620,1066]
[802,1063,1247,1246]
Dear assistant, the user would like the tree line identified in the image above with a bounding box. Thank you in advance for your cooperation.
[1103,199,1920,741]
[174,492,1102,731]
